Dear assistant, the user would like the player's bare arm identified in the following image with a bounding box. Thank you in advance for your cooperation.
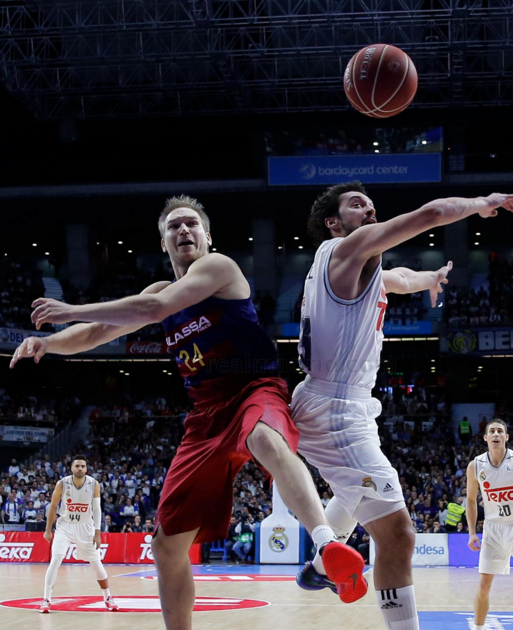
[93,481,102,549]
[44,481,63,544]
[10,281,172,368]
[466,460,481,551]
[329,193,512,301]
[29,254,246,329]
[383,261,453,308]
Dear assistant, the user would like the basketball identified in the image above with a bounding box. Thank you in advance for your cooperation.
[343,44,418,118]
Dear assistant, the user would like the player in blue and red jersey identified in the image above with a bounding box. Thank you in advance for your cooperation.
[11,195,368,629]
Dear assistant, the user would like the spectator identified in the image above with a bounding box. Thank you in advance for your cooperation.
[1,493,21,524]
[143,518,154,533]
[131,515,143,532]
[224,516,239,562]
[233,514,256,563]
[102,514,119,533]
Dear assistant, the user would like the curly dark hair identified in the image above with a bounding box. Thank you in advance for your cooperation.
[307,180,368,247]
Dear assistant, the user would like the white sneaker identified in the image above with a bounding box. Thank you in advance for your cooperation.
[104,596,119,611]
[39,599,51,614]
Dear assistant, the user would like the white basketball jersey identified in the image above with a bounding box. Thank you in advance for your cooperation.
[58,475,95,524]
[298,238,386,390]
[475,449,513,524]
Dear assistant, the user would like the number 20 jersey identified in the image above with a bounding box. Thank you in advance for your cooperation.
[58,475,95,524]
[298,238,387,391]
[475,449,513,524]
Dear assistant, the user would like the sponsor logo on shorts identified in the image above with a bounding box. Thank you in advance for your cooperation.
[383,483,394,493]
[64,543,109,561]
[0,596,270,613]
[362,476,377,491]
[482,482,513,503]
[269,525,289,553]
[0,533,34,560]
[140,534,154,561]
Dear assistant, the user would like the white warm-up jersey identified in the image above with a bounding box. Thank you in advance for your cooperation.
[58,475,95,524]
[298,238,386,390]
[475,449,513,524]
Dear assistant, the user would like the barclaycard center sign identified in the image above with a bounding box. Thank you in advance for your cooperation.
[268,153,441,186]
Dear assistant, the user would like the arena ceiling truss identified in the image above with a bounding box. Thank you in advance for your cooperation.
[0,0,512,119]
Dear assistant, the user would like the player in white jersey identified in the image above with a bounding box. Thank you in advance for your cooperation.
[467,419,513,630]
[39,455,119,613]
[293,181,513,629]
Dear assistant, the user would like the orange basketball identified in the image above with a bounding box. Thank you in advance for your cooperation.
[343,44,418,118]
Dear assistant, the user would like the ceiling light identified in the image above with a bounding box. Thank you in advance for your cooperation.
[212,248,217,251]
[125,373,130,376]
[429,234,434,237]
[476,232,481,236]
[96,242,100,245]
[373,141,379,146]
[45,252,50,256]
[374,149,380,153]
[118,241,123,245]
[278,246,283,250]
[294,237,299,240]
[431,359,436,362]
[162,370,167,373]
[429,243,434,247]
[421,140,427,145]
[475,242,479,246]
[119,370,124,373]
[298,246,304,249]
[249,237,253,241]
[32,243,37,247]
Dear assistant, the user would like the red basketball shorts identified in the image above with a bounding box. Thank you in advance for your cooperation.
[154,376,299,544]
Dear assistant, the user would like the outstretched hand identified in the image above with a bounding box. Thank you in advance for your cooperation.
[429,260,453,308]
[31,298,78,330]
[479,193,513,218]
[10,336,48,369]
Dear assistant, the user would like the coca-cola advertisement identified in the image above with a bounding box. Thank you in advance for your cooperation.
[126,342,171,355]
[0,532,201,564]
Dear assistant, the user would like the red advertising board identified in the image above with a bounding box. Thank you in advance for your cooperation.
[0,532,201,564]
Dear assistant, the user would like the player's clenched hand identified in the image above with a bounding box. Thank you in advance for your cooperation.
[468,533,481,551]
[479,193,513,218]
[31,298,78,330]
[429,260,453,308]
[10,336,48,369]
[43,530,53,544]
[93,531,102,550]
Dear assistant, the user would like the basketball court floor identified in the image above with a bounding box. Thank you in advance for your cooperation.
[2,563,513,629]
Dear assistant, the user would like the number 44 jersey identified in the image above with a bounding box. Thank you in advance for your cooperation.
[298,238,387,391]
[475,450,513,523]
[58,475,96,524]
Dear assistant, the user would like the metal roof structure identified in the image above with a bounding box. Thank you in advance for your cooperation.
[0,0,512,118]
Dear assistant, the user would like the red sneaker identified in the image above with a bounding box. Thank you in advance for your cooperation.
[104,596,119,611]
[321,541,368,604]
[39,599,51,614]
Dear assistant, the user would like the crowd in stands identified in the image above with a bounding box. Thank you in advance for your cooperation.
[0,259,46,330]
[0,389,81,430]
[0,388,496,563]
[447,255,513,327]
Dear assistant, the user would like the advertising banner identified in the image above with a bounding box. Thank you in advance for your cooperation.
[442,327,513,356]
[268,153,442,186]
[0,532,201,564]
[370,533,449,566]
[0,425,54,444]
[126,341,171,355]
[259,483,300,564]
[446,533,513,568]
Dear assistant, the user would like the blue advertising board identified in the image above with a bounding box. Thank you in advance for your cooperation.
[419,612,513,629]
[268,153,441,186]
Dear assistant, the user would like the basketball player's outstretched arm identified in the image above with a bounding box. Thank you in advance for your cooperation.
[29,254,241,329]
[9,281,171,368]
[383,261,453,308]
[466,461,480,551]
[337,193,513,263]
[44,481,63,544]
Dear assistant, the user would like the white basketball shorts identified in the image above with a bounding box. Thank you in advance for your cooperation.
[53,518,101,562]
[479,519,513,575]
[291,377,405,526]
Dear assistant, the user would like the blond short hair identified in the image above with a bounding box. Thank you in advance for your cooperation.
[158,195,210,237]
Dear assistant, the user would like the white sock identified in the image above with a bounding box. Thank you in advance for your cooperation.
[43,585,52,602]
[102,588,111,600]
[474,626,485,630]
[375,585,419,630]
[311,525,337,552]
[312,499,358,575]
